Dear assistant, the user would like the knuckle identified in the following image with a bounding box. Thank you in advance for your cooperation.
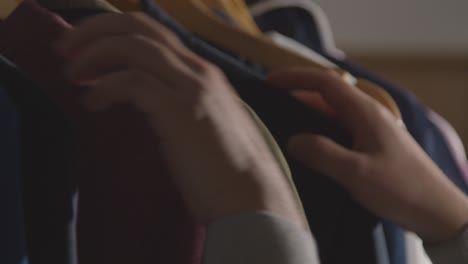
[368,100,394,120]
[188,76,208,93]
[128,12,182,45]
[347,156,370,179]
[123,69,144,82]
[320,69,345,85]
[126,11,151,24]
[193,59,220,76]
[150,43,178,64]
[187,61,224,89]
[120,70,151,88]
[120,70,157,102]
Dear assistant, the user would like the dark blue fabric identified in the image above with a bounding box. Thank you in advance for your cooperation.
[142,1,379,263]
[0,79,27,264]
[0,56,78,264]
[252,6,468,264]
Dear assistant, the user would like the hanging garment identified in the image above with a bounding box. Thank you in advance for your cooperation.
[0,77,27,264]
[0,55,78,264]
[141,1,380,263]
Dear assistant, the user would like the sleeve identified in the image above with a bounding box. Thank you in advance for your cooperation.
[424,224,468,264]
[203,211,320,264]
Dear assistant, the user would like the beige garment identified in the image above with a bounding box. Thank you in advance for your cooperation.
[245,104,309,229]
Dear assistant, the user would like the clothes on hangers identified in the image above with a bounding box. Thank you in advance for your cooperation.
[0,78,28,264]
[0,2,464,264]
[62,2,376,262]
[249,5,468,264]
[141,1,380,264]
[15,1,380,262]
[0,56,78,264]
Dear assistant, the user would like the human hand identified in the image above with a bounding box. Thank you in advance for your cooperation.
[269,68,468,243]
[59,13,304,226]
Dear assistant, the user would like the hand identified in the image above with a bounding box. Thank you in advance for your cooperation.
[59,13,304,227]
[268,69,468,243]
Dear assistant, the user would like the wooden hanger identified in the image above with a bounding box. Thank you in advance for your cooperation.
[199,0,263,36]
[97,0,403,120]
[0,0,23,20]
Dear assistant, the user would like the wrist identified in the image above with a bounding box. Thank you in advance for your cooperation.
[417,191,468,243]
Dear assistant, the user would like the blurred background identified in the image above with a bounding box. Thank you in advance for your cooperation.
[314,0,468,148]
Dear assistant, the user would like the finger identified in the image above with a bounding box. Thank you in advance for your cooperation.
[83,70,172,114]
[268,68,376,128]
[287,133,365,183]
[60,13,184,55]
[289,90,337,118]
[59,12,204,71]
[65,34,195,89]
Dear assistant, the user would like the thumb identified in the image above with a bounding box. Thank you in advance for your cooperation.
[288,134,363,182]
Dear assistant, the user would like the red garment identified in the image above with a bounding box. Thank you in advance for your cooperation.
[0,1,205,263]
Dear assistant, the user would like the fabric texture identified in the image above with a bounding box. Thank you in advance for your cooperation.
[0,55,77,264]
[0,80,27,264]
